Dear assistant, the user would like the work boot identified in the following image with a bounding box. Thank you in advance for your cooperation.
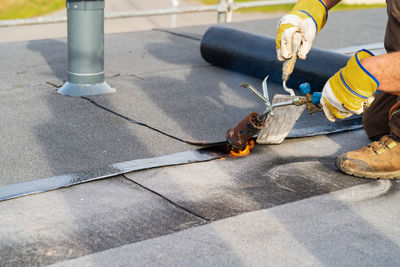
[336,135,400,179]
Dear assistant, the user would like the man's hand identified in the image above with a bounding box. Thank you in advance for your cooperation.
[320,49,380,122]
[276,0,328,61]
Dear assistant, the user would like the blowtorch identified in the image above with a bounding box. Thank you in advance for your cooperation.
[226,81,322,150]
[225,31,323,150]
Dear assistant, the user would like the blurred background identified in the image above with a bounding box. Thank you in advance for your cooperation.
[0,0,386,43]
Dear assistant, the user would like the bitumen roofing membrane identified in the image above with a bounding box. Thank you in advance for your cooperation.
[2,8,400,266]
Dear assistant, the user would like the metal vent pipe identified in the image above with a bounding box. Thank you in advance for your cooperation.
[58,0,115,96]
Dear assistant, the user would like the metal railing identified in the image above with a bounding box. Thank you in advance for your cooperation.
[0,0,296,27]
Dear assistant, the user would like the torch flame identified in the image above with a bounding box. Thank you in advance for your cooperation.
[229,140,255,157]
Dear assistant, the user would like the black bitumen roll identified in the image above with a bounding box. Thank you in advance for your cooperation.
[200,26,350,92]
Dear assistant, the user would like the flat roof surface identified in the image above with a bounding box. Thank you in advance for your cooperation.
[2,8,399,266]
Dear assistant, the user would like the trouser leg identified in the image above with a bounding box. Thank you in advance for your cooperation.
[362,0,400,140]
[389,98,400,138]
[384,0,400,53]
[362,92,398,140]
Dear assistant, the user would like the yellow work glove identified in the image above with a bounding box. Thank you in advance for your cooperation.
[276,0,327,61]
[320,49,380,122]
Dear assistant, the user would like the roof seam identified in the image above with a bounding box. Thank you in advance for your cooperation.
[152,28,202,42]
[122,173,211,222]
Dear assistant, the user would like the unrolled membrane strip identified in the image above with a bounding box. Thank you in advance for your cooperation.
[0,117,363,202]
[200,26,350,91]
[0,144,229,201]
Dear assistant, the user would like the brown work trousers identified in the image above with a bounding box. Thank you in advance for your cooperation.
[362,0,400,140]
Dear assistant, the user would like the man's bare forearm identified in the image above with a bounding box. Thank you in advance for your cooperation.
[360,52,400,95]
[322,0,342,10]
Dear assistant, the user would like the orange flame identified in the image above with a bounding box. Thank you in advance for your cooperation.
[229,140,255,157]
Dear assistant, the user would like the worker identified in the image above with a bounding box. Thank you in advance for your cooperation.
[276,0,400,179]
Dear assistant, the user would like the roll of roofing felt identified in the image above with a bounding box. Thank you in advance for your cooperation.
[200,26,350,92]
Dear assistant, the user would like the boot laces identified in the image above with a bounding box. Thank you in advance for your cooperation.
[369,135,398,154]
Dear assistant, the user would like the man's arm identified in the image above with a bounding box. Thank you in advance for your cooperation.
[320,50,400,122]
[322,0,399,96]
[361,52,400,95]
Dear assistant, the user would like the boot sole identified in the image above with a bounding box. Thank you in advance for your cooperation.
[336,157,400,179]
